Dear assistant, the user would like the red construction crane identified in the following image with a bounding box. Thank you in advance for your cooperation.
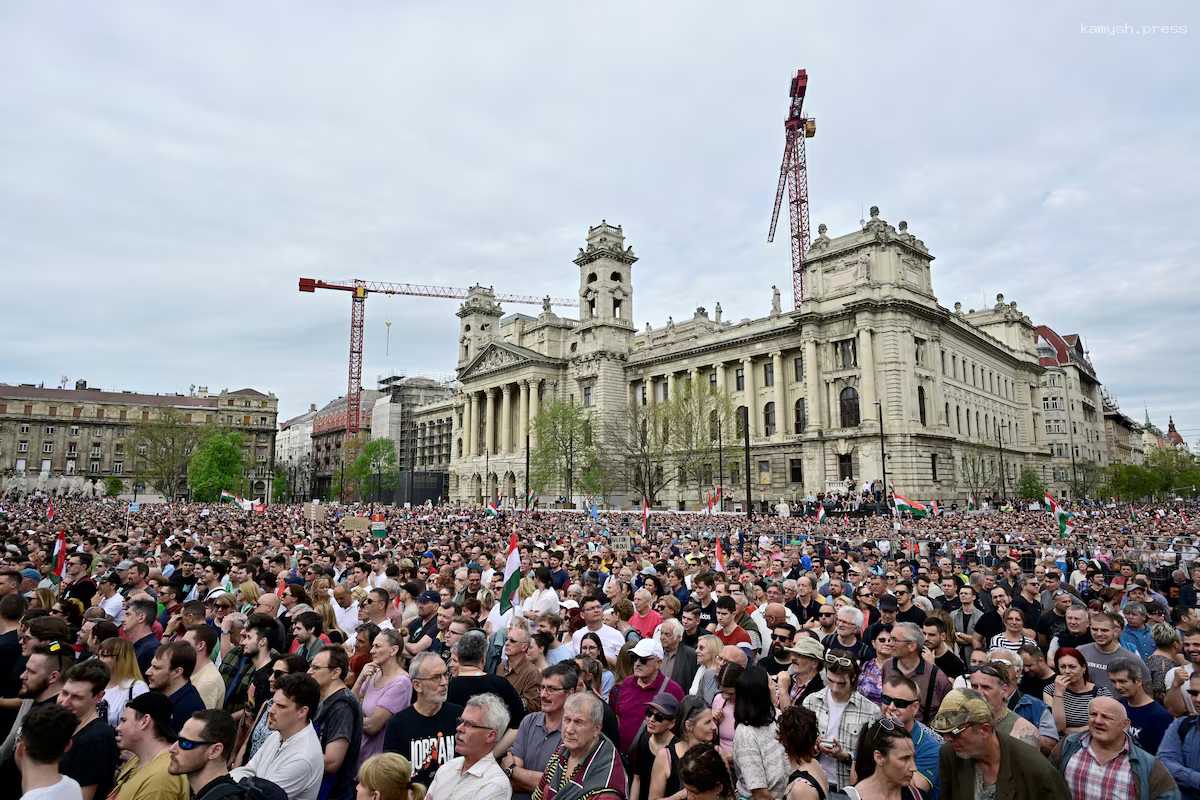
[298,277,579,435]
[767,68,817,309]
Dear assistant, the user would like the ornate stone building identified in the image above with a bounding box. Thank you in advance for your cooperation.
[438,211,1113,509]
[1034,326,1107,497]
[0,381,278,498]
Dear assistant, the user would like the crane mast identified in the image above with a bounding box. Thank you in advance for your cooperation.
[768,68,816,309]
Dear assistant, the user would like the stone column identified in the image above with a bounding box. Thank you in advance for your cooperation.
[462,395,474,460]
[688,367,699,393]
[472,392,483,456]
[484,388,496,456]
[713,362,725,393]
[805,340,822,430]
[858,328,878,423]
[647,375,657,409]
[518,380,529,448]
[772,351,787,440]
[742,357,758,438]
[667,371,676,403]
[528,380,540,449]
[500,384,512,454]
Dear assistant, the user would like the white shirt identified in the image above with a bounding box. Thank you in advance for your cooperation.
[571,624,625,662]
[331,596,361,639]
[524,588,560,621]
[102,679,149,727]
[427,753,511,800]
[231,723,324,800]
[100,591,124,624]
[1166,663,1196,714]
[20,776,82,800]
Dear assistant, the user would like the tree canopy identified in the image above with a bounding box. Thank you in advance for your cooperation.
[187,430,246,501]
[128,408,202,500]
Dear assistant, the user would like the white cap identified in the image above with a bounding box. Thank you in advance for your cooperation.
[631,638,664,660]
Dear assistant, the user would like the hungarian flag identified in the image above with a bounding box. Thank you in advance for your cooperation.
[499,529,522,613]
[641,498,649,536]
[931,500,941,517]
[47,499,56,522]
[893,492,928,518]
[816,505,826,524]
[525,489,535,509]
[1128,507,1138,523]
[276,576,286,597]
[485,500,499,518]
[713,537,727,573]
[1045,492,1073,537]
[52,531,67,577]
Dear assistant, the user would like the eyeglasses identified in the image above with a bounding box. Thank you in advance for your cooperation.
[824,652,854,669]
[880,694,917,709]
[771,634,791,641]
[818,612,834,618]
[939,723,976,740]
[456,717,493,731]
[970,665,1003,680]
[539,684,567,694]
[175,736,216,750]
[645,709,673,722]
[271,670,287,679]
[1186,689,1200,698]
[419,671,449,683]
[634,655,655,665]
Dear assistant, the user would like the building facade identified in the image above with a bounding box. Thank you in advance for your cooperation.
[0,381,278,498]
[310,390,383,498]
[370,375,456,471]
[438,212,1119,509]
[277,403,318,500]
[1034,326,1107,498]
[1103,398,1145,465]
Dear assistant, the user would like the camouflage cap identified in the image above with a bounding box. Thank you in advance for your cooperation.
[929,688,993,734]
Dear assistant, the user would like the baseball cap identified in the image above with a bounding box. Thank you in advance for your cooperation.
[787,637,826,661]
[116,560,134,571]
[647,691,679,717]
[878,595,899,612]
[630,638,664,660]
[125,691,178,739]
[929,689,993,734]
[19,568,40,582]
[417,590,441,604]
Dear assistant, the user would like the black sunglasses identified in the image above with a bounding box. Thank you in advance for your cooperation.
[880,693,916,709]
[645,709,673,722]
[176,736,216,751]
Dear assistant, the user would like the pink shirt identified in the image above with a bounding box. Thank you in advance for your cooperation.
[630,609,663,639]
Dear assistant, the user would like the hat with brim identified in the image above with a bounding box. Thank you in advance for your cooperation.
[647,691,679,717]
[787,636,826,661]
[929,689,993,734]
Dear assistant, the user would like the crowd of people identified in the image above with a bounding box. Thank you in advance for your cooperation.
[1,493,1199,800]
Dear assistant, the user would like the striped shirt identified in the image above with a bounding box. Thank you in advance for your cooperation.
[1046,683,1112,730]
[989,633,1036,653]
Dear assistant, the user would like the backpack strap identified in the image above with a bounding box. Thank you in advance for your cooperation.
[921,663,940,723]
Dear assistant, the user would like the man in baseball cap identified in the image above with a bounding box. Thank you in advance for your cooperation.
[113,692,189,797]
[931,688,1068,799]
[612,638,684,752]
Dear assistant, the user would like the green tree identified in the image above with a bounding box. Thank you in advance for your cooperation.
[1145,447,1200,497]
[127,408,202,500]
[1070,460,1103,500]
[1016,467,1045,501]
[597,399,675,505]
[272,466,289,503]
[187,430,246,501]
[530,399,597,505]
[350,438,400,502]
[104,476,124,497]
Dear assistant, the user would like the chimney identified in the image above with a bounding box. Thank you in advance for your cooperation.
[74,379,87,390]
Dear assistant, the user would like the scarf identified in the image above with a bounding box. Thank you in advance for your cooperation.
[533,734,624,800]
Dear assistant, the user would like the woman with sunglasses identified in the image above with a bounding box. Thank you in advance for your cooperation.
[96,636,149,727]
[857,624,894,706]
[649,695,717,800]
[846,719,918,800]
[629,692,678,800]
[236,580,260,615]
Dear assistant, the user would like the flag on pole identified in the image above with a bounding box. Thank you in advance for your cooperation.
[52,531,67,578]
[816,505,826,524]
[1045,492,1073,537]
[526,489,536,509]
[713,538,727,573]
[1128,507,1137,524]
[931,500,941,517]
[47,498,55,523]
[486,500,500,518]
[893,492,928,518]
[499,528,522,613]
[641,499,649,536]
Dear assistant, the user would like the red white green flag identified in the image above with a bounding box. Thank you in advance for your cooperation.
[1045,492,1073,537]
[893,492,928,518]
[816,505,826,524]
[713,538,727,573]
[499,528,522,613]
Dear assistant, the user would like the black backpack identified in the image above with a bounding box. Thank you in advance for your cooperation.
[203,776,289,800]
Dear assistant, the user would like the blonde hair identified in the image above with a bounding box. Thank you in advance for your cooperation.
[357,753,426,800]
[517,577,536,602]
[100,637,144,685]
[33,587,55,611]
[237,580,261,609]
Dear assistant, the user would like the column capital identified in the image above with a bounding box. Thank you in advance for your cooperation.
[487,386,498,397]
[771,350,783,359]
[501,383,512,396]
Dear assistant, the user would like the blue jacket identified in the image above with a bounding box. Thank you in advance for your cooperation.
[1056,731,1180,800]
[1121,625,1155,660]
[1160,716,1200,800]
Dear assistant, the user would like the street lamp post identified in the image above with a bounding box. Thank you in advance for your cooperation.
[741,407,752,517]
[876,401,887,513]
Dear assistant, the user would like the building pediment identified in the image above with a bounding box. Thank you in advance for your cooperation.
[458,342,563,382]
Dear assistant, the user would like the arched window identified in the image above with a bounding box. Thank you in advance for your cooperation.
[794,398,807,434]
[966,409,971,436]
[839,387,860,428]
[640,418,648,445]
[956,406,962,434]
[456,439,462,458]
[975,411,981,436]
[587,272,598,284]
[944,402,950,427]
[610,271,623,282]
[984,413,990,437]
[918,386,927,426]
[661,418,670,445]
[735,406,748,439]
[763,402,776,436]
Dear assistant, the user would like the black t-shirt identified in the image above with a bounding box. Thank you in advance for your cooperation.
[61,578,97,608]
[60,716,119,800]
[759,653,790,676]
[0,629,21,698]
[975,611,1004,644]
[315,688,364,800]
[170,683,207,732]
[789,597,821,626]
[448,674,525,729]
[1019,672,1054,699]
[382,702,463,789]
[1012,596,1041,629]
[1054,629,1093,650]
[251,661,274,714]
[408,615,438,648]
[696,600,718,632]
[896,606,927,626]
[933,649,966,679]
[1037,610,1068,644]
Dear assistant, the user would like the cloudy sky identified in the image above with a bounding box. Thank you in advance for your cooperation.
[2,3,1197,444]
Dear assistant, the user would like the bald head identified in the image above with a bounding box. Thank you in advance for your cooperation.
[1087,696,1129,746]
[763,603,788,626]
[720,645,748,669]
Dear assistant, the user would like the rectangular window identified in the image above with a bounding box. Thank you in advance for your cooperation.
[113,461,123,475]
[19,423,29,434]
[914,337,926,366]
[89,459,100,473]
[734,367,745,391]
[708,371,717,387]
[17,441,29,453]
[48,407,56,417]
[65,460,75,474]
[40,459,50,473]
[931,454,939,482]
[763,362,774,387]
[793,356,804,382]
[582,385,593,408]
[789,458,803,484]
[835,339,857,369]
[730,463,740,486]
[119,409,127,421]
[940,350,946,374]
[757,459,771,484]
[67,443,77,456]
[243,415,252,425]
[96,407,105,419]
[73,407,81,418]
[837,453,853,481]
[640,384,647,405]
[69,426,79,437]
[41,441,53,454]
[15,458,26,473]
